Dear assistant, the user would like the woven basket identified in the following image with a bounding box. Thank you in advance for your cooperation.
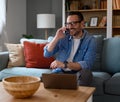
[2,76,40,98]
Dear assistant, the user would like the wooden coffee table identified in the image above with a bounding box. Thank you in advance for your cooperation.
[0,82,95,102]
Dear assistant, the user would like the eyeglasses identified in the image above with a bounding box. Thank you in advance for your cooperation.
[65,21,81,27]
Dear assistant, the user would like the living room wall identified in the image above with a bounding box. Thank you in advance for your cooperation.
[1,0,26,51]
[1,0,62,51]
[6,0,26,43]
[27,0,62,39]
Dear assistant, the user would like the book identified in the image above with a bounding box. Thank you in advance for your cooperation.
[103,0,107,9]
[100,0,107,9]
[116,0,120,9]
[100,0,104,9]
[70,0,80,10]
[97,0,101,9]
[113,0,117,9]
[114,15,120,26]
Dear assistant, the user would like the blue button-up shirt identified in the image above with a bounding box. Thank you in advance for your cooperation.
[44,30,96,70]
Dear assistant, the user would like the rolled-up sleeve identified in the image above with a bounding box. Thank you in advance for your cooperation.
[44,46,54,58]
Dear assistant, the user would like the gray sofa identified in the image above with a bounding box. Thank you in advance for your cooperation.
[0,36,120,102]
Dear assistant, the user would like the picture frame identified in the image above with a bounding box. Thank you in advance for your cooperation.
[90,17,98,27]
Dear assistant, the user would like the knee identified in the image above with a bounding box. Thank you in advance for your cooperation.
[77,69,93,86]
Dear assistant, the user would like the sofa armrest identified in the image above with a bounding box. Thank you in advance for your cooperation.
[0,51,9,71]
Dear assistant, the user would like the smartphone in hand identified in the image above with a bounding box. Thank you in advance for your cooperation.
[64,29,70,35]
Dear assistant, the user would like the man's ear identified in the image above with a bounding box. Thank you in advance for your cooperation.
[81,21,85,28]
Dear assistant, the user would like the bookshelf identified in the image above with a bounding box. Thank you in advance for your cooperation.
[112,0,120,37]
[62,0,120,38]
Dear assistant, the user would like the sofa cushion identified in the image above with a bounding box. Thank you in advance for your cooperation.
[23,41,55,68]
[105,72,120,95]
[20,38,48,45]
[91,71,111,95]
[92,35,104,71]
[5,43,25,67]
[0,52,9,70]
[101,37,120,74]
[0,67,52,81]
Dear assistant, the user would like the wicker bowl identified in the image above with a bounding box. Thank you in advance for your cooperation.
[2,76,40,98]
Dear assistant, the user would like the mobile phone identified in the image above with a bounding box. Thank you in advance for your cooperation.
[64,29,70,35]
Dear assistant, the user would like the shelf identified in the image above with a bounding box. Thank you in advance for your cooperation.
[85,27,106,29]
[112,5,120,36]
[113,10,120,15]
[113,9,120,11]
[67,9,107,12]
[113,26,120,28]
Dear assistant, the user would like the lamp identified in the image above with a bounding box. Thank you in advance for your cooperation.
[37,14,55,39]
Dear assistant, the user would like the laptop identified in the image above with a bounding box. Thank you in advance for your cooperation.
[42,73,78,89]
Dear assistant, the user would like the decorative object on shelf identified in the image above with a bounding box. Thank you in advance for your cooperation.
[84,21,89,27]
[37,14,55,39]
[98,16,107,27]
[65,0,71,10]
[82,5,91,10]
[92,0,96,9]
[22,34,34,39]
[90,17,98,27]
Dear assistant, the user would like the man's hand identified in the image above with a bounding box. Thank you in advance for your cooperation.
[46,27,67,52]
[54,27,66,40]
[50,60,64,69]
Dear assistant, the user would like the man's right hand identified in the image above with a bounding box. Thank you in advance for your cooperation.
[46,27,67,52]
[54,27,67,40]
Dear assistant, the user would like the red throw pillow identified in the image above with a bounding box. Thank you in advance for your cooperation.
[23,41,54,68]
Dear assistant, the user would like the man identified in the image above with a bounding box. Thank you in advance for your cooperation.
[44,11,96,86]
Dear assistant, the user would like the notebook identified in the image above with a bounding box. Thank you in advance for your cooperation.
[42,73,78,89]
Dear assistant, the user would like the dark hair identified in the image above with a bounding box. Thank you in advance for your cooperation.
[67,11,84,22]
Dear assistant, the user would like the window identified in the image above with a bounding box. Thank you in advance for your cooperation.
[0,0,6,51]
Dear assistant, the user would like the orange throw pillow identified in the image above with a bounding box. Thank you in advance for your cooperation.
[23,41,54,68]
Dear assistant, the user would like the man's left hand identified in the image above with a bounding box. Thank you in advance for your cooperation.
[50,60,64,69]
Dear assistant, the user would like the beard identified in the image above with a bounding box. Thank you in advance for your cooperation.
[69,28,81,37]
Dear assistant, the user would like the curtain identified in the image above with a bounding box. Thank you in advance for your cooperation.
[0,0,7,51]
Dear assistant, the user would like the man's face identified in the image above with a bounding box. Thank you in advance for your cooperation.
[65,15,84,36]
